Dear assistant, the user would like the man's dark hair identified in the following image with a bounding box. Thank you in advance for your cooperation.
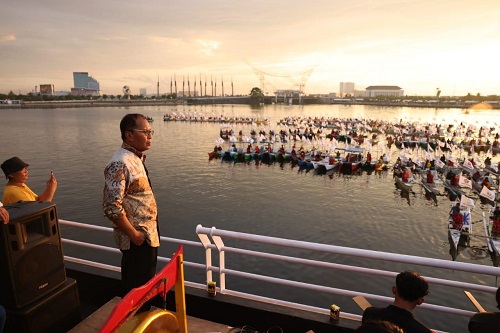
[120,113,147,141]
[355,320,403,333]
[396,271,429,302]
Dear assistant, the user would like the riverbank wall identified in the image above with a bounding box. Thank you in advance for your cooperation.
[0,96,498,110]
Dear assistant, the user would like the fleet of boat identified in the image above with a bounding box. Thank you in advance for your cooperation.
[201,114,500,267]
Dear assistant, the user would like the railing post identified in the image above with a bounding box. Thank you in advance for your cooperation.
[210,227,226,294]
[196,225,213,286]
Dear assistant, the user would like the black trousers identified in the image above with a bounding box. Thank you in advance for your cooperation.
[121,242,158,311]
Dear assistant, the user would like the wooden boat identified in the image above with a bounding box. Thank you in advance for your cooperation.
[482,209,500,267]
[394,176,414,192]
[420,180,441,204]
[311,157,338,172]
[448,203,471,260]
[439,175,467,201]
[297,159,314,172]
[420,172,442,196]
[208,151,221,160]
[471,180,496,206]
[394,166,416,192]
[335,147,365,175]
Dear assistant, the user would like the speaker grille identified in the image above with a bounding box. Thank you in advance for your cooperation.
[14,242,66,307]
[0,202,66,309]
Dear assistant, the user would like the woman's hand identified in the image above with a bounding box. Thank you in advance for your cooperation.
[47,170,57,188]
[39,170,58,202]
[0,207,9,224]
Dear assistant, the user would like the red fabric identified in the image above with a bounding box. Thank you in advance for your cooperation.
[99,245,183,333]
[452,213,463,230]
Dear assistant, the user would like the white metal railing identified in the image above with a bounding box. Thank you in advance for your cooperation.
[60,220,500,333]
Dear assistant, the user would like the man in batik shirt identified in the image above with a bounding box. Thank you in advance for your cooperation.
[103,113,159,309]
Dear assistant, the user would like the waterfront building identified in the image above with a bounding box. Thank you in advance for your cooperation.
[274,89,303,104]
[39,84,54,95]
[71,72,100,96]
[139,88,147,97]
[339,82,355,97]
[365,85,404,97]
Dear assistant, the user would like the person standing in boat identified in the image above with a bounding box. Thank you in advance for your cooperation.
[402,168,410,183]
[1,156,57,205]
[491,206,500,236]
[103,113,159,311]
[426,170,434,184]
[362,271,433,333]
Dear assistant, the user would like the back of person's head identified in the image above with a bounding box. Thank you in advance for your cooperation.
[396,270,429,302]
[355,320,403,333]
[120,113,147,141]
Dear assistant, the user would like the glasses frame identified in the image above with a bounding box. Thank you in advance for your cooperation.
[131,129,154,136]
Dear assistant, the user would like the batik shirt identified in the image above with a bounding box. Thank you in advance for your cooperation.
[103,143,159,250]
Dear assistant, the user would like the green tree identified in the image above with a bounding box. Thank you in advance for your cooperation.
[249,87,264,105]
[249,87,264,97]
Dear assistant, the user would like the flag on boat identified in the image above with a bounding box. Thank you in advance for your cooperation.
[460,194,475,210]
[458,175,473,189]
[480,185,496,202]
[462,159,474,171]
[435,159,445,169]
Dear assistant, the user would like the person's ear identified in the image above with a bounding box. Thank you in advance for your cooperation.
[416,297,424,305]
[124,130,133,142]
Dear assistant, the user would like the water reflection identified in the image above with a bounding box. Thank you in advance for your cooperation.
[2,104,500,333]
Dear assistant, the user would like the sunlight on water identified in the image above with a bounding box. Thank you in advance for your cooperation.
[1,104,500,332]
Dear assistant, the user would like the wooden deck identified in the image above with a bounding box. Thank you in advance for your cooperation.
[69,297,234,333]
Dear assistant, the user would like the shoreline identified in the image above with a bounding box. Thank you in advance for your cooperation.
[0,98,498,110]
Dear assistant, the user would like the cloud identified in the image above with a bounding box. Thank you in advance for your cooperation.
[0,34,16,42]
[95,35,128,41]
[197,39,220,56]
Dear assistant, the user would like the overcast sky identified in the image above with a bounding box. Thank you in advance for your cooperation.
[1,0,500,97]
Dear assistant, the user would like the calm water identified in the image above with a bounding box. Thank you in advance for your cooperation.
[2,104,500,332]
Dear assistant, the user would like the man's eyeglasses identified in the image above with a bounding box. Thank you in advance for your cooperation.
[131,129,154,136]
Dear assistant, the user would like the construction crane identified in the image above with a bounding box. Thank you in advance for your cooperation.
[245,61,315,95]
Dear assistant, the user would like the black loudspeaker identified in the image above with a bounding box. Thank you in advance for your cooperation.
[5,278,81,333]
[0,201,66,309]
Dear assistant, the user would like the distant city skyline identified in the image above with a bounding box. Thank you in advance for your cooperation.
[1,1,500,97]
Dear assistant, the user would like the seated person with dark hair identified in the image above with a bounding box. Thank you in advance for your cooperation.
[468,287,500,333]
[362,270,433,333]
[1,157,57,205]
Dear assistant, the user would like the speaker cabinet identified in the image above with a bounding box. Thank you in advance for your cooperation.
[0,201,66,309]
[5,278,81,333]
